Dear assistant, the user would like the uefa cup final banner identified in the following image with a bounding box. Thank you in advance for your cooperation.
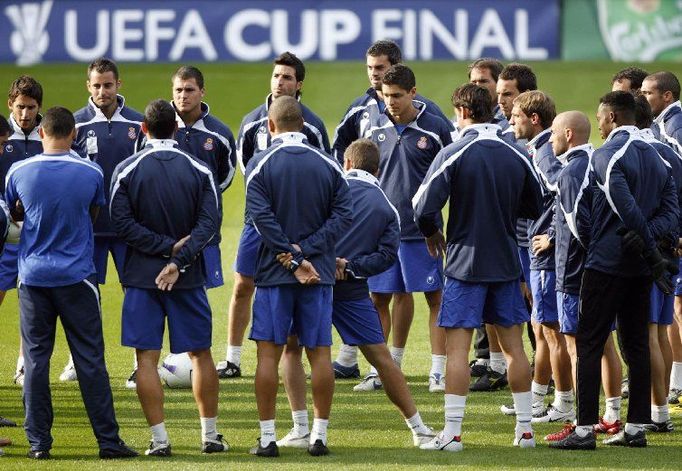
[0,0,559,65]
[563,0,682,61]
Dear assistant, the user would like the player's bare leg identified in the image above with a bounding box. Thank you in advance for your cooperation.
[135,349,164,426]
[188,349,219,417]
[219,273,255,378]
[534,324,574,423]
[648,324,673,430]
[425,290,446,391]
[668,301,682,403]
[305,345,334,451]
[391,292,414,355]
[531,321,552,407]
[371,292,393,339]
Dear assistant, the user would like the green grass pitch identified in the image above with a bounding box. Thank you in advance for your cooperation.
[0,60,682,469]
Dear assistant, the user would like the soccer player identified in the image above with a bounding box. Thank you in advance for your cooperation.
[551,91,678,450]
[468,58,511,132]
[332,39,453,164]
[110,99,226,456]
[634,95,682,432]
[0,113,17,454]
[219,52,327,379]
[245,96,352,457]
[612,66,649,93]
[57,58,144,384]
[353,64,452,393]
[543,111,624,442]
[641,71,682,405]
[0,76,43,387]
[5,106,137,460]
[509,91,574,424]
[414,83,542,451]
[276,139,435,449]
[471,63,538,391]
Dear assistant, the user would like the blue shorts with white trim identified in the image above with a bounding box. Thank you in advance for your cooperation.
[437,276,529,329]
[650,282,674,325]
[202,245,224,289]
[233,224,261,278]
[93,236,127,285]
[557,291,579,334]
[530,269,558,324]
[368,240,443,293]
[0,243,18,291]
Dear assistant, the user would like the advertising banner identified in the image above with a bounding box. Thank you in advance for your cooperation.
[0,0,559,65]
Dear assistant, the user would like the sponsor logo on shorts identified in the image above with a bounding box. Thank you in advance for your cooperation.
[128,127,136,140]
[417,136,428,149]
[427,275,435,285]
[204,137,214,151]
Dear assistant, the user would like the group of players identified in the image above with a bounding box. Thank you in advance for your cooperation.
[0,38,681,459]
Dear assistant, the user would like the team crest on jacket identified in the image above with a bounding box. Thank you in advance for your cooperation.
[378,133,386,142]
[204,137,214,151]
[4,144,13,153]
[87,129,96,137]
[128,127,136,140]
[417,136,428,149]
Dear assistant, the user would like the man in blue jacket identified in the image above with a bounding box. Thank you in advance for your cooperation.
[551,91,679,450]
[414,84,542,452]
[220,52,329,380]
[276,138,436,450]
[110,99,225,457]
[64,57,144,384]
[245,96,352,458]
[1,76,44,387]
[6,106,137,460]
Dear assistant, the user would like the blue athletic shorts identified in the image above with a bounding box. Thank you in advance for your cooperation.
[233,224,261,278]
[121,287,212,353]
[93,236,127,285]
[0,242,18,291]
[332,297,385,346]
[202,245,224,289]
[675,259,682,296]
[530,269,558,324]
[368,240,443,293]
[518,247,531,284]
[438,276,529,329]
[557,291,579,334]
[650,282,674,325]
[250,284,332,347]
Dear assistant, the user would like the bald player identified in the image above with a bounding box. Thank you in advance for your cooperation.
[245,96,352,457]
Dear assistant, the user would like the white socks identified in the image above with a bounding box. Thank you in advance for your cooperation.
[200,416,218,441]
[604,396,621,423]
[489,351,506,374]
[531,381,548,406]
[311,418,329,445]
[671,362,682,390]
[292,409,309,436]
[405,412,431,436]
[430,355,446,377]
[552,390,575,413]
[335,344,358,367]
[151,422,169,444]
[16,355,24,373]
[390,347,404,367]
[651,404,669,423]
[226,345,242,365]
[444,394,466,438]
[575,425,592,437]
[260,419,276,446]
[513,391,533,435]
[625,423,645,434]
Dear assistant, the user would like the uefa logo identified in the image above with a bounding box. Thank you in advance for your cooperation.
[5,1,53,66]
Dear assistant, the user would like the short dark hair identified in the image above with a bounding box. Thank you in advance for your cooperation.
[612,67,649,90]
[366,39,402,65]
[451,83,493,124]
[634,93,653,129]
[599,91,636,123]
[274,52,305,82]
[382,64,415,91]
[499,63,537,93]
[88,57,119,80]
[468,58,504,82]
[41,107,75,138]
[268,96,304,132]
[172,66,204,89]
[144,99,177,139]
[8,75,43,106]
[646,71,681,101]
[513,91,556,129]
[344,139,380,175]
[0,114,10,137]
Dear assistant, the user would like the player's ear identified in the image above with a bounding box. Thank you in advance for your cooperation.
[141,121,148,135]
[70,128,76,141]
[268,117,276,134]
[38,127,45,139]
